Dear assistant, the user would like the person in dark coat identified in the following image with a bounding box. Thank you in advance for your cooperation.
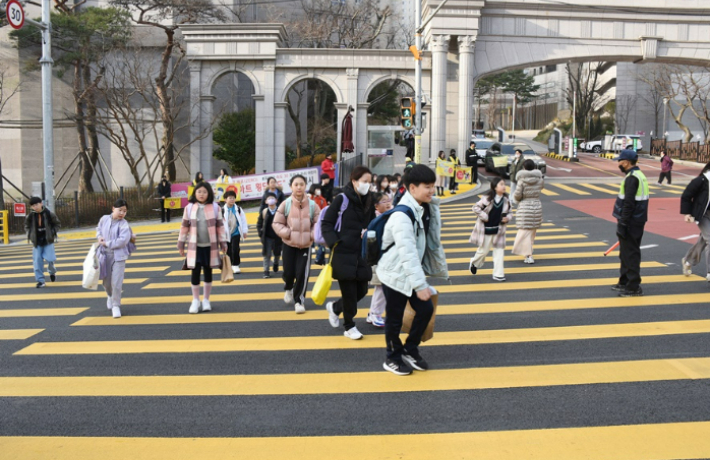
[24,196,61,288]
[320,173,334,204]
[321,165,376,340]
[465,141,479,185]
[680,161,710,280]
[612,149,650,297]
[257,191,283,278]
[448,149,461,194]
[157,174,172,223]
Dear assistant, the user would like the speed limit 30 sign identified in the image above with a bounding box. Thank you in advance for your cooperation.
[6,0,25,30]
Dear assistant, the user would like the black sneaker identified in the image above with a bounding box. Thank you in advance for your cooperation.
[263,271,271,279]
[469,260,477,275]
[50,274,56,282]
[273,263,279,273]
[619,287,643,297]
[402,352,429,371]
[36,282,46,288]
[383,358,413,376]
[611,284,626,292]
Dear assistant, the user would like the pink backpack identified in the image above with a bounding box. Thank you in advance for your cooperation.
[313,194,349,245]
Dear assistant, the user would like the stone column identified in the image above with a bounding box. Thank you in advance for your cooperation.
[430,35,450,163]
[261,63,276,173]
[253,94,266,174]
[356,103,369,158]
[458,36,476,160]
[346,68,359,154]
[274,102,288,171]
[189,62,202,177]
[199,95,215,178]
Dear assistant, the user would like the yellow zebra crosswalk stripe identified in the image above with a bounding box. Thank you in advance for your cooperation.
[2,422,710,460]
[547,183,592,195]
[578,183,619,195]
[538,187,559,196]
[0,279,146,290]
[0,267,169,280]
[0,308,89,318]
[3,356,710,395]
[0,329,44,340]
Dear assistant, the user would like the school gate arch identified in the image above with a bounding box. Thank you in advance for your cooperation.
[182,0,710,177]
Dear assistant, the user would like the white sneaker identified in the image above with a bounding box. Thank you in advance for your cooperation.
[344,327,363,340]
[294,303,306,314]
[284,290,294,304]
[706,274,710,282]
[111,306,121,319]
[106,297,112,310]
[524,256,535,264]
[188,299,201,314]
[201,299,212,312]
[682,258,692,276]
[366,313,385,328]
[325,302,340,328]
[232,265,240,274]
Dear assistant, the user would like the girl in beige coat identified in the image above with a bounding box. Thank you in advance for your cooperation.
[272,174,321,313]
[512,160,544,264]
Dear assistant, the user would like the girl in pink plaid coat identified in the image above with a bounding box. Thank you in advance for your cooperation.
[177,182,228,314]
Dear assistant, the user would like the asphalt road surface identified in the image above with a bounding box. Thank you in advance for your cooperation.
[2,180,710,459]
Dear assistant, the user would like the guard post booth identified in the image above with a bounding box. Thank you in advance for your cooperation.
[367,125,407,176]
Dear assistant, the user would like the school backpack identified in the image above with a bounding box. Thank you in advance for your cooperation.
[283,197,317,220]
[313,194,349,245]
[361,205,416,266]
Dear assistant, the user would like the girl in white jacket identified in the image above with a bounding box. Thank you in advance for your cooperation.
[222,190,249,274]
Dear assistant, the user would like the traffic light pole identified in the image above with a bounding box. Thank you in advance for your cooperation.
[41,0,55,212]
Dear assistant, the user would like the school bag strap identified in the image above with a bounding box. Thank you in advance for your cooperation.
[361,204,416,265]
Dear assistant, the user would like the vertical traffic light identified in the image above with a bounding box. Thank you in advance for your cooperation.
[401,97,415,129]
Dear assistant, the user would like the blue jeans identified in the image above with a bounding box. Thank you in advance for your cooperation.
[33,243,57,283]
[315,245,326,264]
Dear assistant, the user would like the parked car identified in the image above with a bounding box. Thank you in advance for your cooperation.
[484,142,547,177]
[472,129,487,139]
[581,134,643,153]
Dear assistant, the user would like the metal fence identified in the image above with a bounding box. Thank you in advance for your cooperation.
[650,139,710,164]
[337,152,364,187]
[4,187,162,235]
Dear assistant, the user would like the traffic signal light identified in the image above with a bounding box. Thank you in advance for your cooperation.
[401,97,415,129]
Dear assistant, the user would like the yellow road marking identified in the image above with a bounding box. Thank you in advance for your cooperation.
[441,228,570,237]
[0,267,169,280]
[578,183,619,195]
[145,262,665,288]
[548,183,592,195]
[538,187,559,196]
[2,422,710,460]
[0,279,146,289]
[0,329,44,340]
[446,250,617,263]
[443,221,555,227]
[75,283,699,328]
[443,234,587,245]
[446,241,605,252]
[4,357,710,395]
[0,308,89,318]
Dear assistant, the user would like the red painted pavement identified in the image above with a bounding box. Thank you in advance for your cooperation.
[542,152,704,180]
[556,197,700,243]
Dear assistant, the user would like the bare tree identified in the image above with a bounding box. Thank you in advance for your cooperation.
[216,0,257,22]
[110,0,226,181]
[616,95,637,134]
[565,63,603,136]
[643,65,696,142]
[274,0,391,49]
[0,62,21,118]
[637,67,666,138]
[96,47,217,194]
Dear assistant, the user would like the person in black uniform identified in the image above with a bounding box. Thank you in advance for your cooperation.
[465,141,479,185]
[157,174,172,223]
[612,150,650,297]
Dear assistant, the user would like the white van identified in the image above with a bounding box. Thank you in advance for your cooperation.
[581,134,643,153]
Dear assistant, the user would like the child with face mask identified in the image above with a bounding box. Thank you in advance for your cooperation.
[366,192,393,328]
[257,192,283,278]
[322,166,376,340]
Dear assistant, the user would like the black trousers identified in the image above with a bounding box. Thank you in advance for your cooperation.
[227,235,241,266]
[333,279,369,331]
[282,244,311,305]
[382,284,434,362]
[191,265,213,285]
[449,175,457,192]
[160,206,171,222]
[618,224,645,291]
[658,171,672,185]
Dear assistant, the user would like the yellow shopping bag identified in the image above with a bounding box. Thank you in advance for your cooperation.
[310,246,336,306]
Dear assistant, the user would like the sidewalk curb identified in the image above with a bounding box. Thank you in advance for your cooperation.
[442,180,485,204]
[545,152,580,162]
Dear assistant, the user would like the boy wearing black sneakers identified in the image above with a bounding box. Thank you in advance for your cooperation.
[376,165,448,375]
